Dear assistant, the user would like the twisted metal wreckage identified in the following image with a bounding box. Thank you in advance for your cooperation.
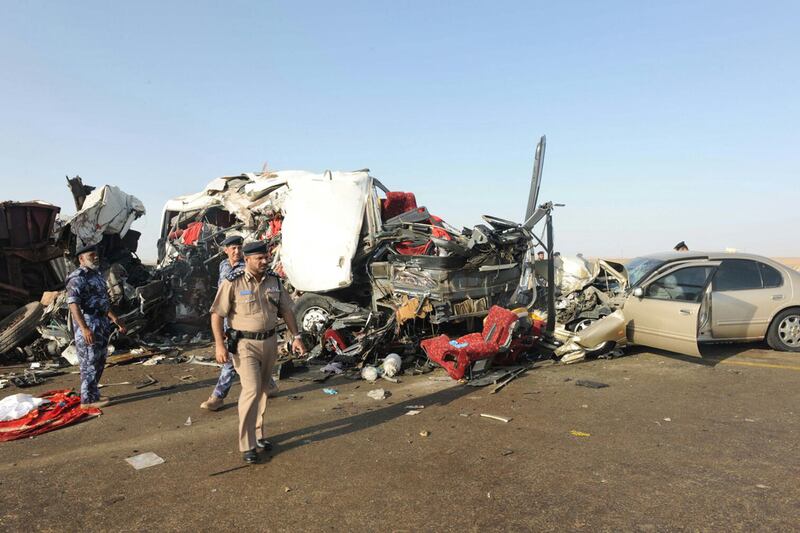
[0,137,630,386]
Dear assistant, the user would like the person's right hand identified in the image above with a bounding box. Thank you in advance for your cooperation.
[82,327,95,345]
[215,344,229,364]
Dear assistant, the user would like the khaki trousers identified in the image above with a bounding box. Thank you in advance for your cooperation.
[231,337,277,452]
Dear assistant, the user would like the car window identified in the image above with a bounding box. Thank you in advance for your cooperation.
[712,260,762,291]
[626,257,666,287]
[758,262,783,288]
[645,266,715,302]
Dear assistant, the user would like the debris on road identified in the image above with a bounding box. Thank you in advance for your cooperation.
[0,390,100,442]
[322,388,338,396]
[490,367,529,394]
[367,388,388,400]
[361,366,378,382]
[0,393,49,421]
[125,452,165,470]
[135,374,158,389]
[480,413,512,423]
[98,382,131,388]
[570,430,591,437]
[419,430,430,437]
[575,380,609,389]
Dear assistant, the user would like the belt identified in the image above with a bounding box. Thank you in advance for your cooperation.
[238,328,276,340]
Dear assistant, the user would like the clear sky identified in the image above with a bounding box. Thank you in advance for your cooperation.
[1,1,798,261]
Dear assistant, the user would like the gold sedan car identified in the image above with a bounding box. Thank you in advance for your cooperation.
[571,252,800,357]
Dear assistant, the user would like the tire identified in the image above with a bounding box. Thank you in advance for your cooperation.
[766,308,800,352]
[568,318,597,333]
[585,341,615,357]
[292,293,337,337]
[0,302,44,355]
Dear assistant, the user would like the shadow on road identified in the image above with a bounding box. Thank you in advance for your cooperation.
[267,383,473,458]
[625,341,771,367]
[109,377,220,405]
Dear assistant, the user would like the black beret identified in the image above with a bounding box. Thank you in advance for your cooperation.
[221,235,244,247]
[674,241,687,250]
[242,240,268,256]
[75,243,98,256]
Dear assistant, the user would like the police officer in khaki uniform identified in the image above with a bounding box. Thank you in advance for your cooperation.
[209,240,306,463]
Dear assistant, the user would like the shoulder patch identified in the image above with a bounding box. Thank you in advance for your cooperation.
[66,268,85,282]
[225,269,245,282]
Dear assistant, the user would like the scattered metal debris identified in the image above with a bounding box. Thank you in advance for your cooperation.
[135,374,158,389]
[480,413,512,423]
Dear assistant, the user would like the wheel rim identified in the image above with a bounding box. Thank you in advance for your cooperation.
[301,306,331,335]
[778,314,800,347]
[574,319,595,332]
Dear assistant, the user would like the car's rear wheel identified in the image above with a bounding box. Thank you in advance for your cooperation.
[766,308,800,352]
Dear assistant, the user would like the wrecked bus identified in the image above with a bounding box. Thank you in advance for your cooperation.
[155,142,546,360]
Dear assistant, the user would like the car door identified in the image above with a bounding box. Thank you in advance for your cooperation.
[710,259,789,340]
[623,263,718,356]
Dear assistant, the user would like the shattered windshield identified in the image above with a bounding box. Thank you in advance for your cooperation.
[626,256,666,287]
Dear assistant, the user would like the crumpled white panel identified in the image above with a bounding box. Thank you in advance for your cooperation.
[69,185,145,248]
[555,255,594,294]
[281,171,370,292]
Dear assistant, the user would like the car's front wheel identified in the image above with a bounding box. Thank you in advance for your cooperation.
[292,293,336,339]
[766,308,800,352]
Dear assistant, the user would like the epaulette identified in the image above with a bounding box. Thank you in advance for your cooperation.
[225,269,245,282]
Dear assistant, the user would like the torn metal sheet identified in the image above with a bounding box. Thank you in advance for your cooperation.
[69,185,145,249]
[281,171,370,292]
[555,310,628,364]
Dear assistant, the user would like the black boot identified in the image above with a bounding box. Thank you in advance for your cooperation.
[243,449,258,464]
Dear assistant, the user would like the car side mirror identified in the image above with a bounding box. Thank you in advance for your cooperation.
[632,287,644,298]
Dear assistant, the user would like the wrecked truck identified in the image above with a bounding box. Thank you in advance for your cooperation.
[156,143,547,363]
[0,178,167,362]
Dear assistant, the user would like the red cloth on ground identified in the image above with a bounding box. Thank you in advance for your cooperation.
[180,222,204,245]
[381,192,418,221]
[0,390,101,442]
[420,306,519,380]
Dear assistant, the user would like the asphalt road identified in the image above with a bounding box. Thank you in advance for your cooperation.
[1,344,798,532]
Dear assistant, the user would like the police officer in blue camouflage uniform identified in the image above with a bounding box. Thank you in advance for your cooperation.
[201,235,245,411]
[66,244,126,408]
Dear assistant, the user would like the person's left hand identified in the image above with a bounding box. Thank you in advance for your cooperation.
[291,337,306,355]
